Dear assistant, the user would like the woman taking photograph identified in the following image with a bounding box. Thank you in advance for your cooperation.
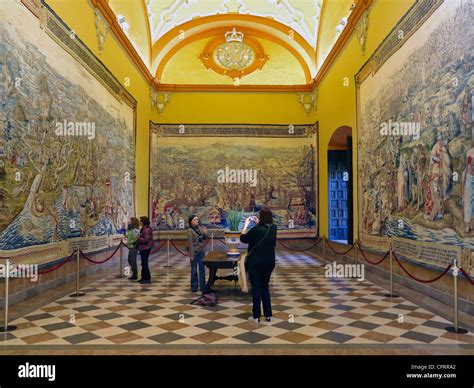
[136,216,154,284]
[187,215,209,293]
[240,207,277,325]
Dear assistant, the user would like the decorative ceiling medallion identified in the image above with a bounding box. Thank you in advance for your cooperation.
[213,28,255,71]
[198,27,269,82]
[214,42,255,70]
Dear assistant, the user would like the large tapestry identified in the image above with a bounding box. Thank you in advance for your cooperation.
[357,0,474,253]
[0,1,136,250]
[149,124,317,232]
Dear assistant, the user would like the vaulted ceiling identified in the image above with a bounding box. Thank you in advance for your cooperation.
[102,0,357,87]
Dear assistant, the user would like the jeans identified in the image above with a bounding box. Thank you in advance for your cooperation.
[248,266,273,319]
[139,248,151,281]
[191,251,206,292]
[127,247,138,278]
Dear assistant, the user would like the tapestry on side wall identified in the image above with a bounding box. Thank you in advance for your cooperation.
[357,0,474,253]
[0,1,136,250]
[149,124,317,232]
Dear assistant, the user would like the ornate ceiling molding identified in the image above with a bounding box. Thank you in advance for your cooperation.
[154,83,312,92]
[148,0,321,47]
[151,14,316,77]
[313,0,374,86]
[91,0,156,86]
[155,25,311,83]
[223,0,245,14]
[90,0,373,93]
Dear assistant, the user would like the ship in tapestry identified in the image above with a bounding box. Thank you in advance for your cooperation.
[358,0,474,250]
[150,127,316,231]
[0,2,135,250]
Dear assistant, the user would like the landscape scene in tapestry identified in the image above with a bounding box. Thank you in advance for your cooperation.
[150,136,316,230]
[359,0,474,249]
[0,16,135,250]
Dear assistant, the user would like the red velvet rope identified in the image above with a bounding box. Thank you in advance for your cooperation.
[38,250,77,275]
[169,240,190,257]
[121,240,166,254]
[80,242,122,264]
[392,251,452,284]
[460,268,474,285]
[28,236,474,288]
[356,242,390,265]
[325,239,356,255]
[216,238,227,245]
[150,240,167,254]
[277,238,322,252]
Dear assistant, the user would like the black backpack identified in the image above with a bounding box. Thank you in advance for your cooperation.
[190,293,218,306]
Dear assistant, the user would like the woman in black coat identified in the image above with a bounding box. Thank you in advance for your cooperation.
[240,207,277,324]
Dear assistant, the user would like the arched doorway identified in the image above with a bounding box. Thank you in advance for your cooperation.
[327,126,353,244]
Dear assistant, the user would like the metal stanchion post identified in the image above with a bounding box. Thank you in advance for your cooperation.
[211,233,214,252]
[116,242,124,278]
[163,237,171,268]
[384,238,399,298]
[69,250,85,297]
[322,236,326,265]
[446,258,468,334]
[0,259,17,332]
[355,240,359,265]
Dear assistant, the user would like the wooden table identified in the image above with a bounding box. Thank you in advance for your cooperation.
[203,251,242,293]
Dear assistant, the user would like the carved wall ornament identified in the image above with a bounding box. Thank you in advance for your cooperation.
[298,89,318,116]
[94,8,109,53]
[356,12,369,54]
[150,90,171,115]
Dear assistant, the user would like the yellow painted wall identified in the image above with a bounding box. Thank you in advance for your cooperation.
[45,0,310,218]
[45,0,416,239]
[308,0,417,239]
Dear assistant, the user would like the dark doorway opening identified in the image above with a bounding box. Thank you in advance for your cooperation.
[327,128,353,244]
[328,150,349,243]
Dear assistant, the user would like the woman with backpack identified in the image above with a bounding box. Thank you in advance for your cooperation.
[240,207,277,325]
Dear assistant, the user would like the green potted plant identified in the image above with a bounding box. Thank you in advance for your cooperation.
[225,210,243,254]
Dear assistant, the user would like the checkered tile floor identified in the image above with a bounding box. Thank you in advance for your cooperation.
[1,249,473,347]
[159,245,320,269]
